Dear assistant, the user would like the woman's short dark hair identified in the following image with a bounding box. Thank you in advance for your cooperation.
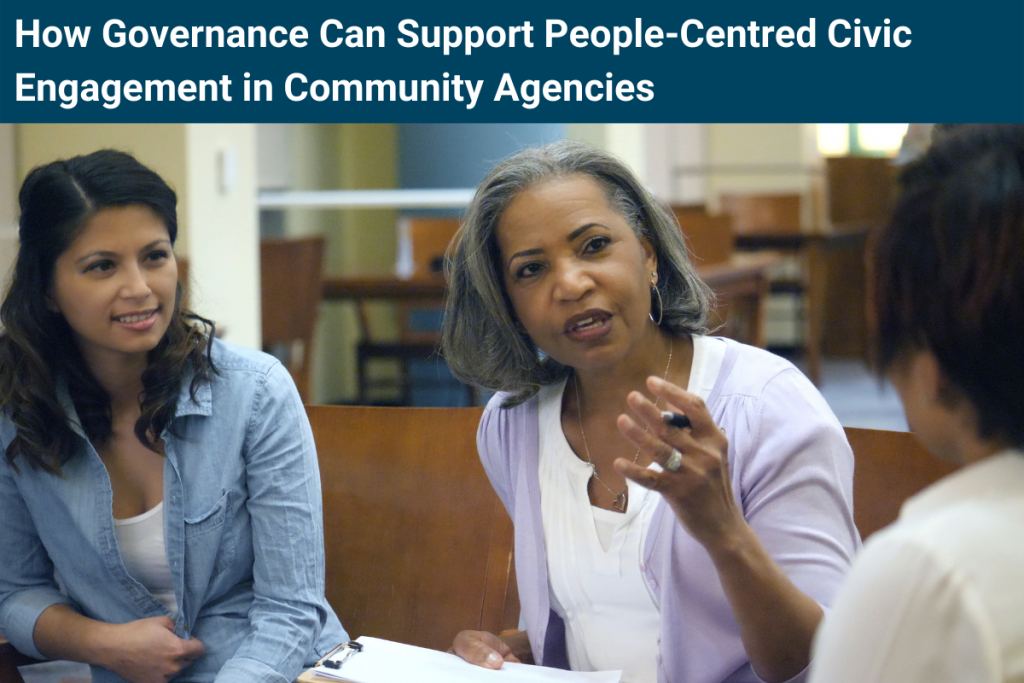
[0,149,215,473]
[875,124,1024,448]
[442,140,712,406]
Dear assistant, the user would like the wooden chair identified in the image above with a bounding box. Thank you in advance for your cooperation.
[356,218,473,406]
[393,216,460,344]
[308,405,518,651]
[671,205,764,344]
[718,193,827,383]
[176,257,191,311]
[260,237,326,403]
[720,193,803,237]
[845,427,957,539]
[824,156,900,364]
[672,205,734,266]
[0,640,43,683]
[825,156,898,232]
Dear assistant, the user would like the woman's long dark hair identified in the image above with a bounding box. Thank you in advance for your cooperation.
[0,149,216,474]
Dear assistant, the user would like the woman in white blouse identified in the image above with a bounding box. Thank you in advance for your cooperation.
[810,124,1024,682]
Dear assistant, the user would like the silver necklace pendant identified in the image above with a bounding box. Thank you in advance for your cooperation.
[574,335,674,517]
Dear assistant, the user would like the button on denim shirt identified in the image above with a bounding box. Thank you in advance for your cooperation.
[0,340,348,683]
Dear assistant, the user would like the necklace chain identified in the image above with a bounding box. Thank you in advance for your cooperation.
[573,335,674,512]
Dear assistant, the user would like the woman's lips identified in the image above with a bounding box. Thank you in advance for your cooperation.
[113,309,158,331]
[564,311,612,341]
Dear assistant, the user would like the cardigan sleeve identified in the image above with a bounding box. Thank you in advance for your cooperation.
[476,392,517,519]
[732,366,861,609]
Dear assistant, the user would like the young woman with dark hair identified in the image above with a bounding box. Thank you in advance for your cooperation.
[0,150,346,683]
[810,124,1024,682]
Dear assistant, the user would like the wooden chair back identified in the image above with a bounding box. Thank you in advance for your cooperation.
[825,156,899,232]
[397,216,461,282]
[260,237,326,402]
[672,206,735,266]
[0,640,41,683]
[394,217,460,343]
[844,426,957,539]
[720,193,802,236]
[357,218,474,405]
[176,257,191,311]
[308,405,518,650]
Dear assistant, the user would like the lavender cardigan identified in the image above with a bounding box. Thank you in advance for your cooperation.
[477,339,860,683]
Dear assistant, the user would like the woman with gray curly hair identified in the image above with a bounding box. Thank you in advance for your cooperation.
[442,141,859,683]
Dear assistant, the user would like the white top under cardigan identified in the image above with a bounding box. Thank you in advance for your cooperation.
[538,336,727,682]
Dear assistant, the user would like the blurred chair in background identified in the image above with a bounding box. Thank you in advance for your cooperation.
[824,156,899,366]
[356,217,474,406]
[718,193,824,383]
[672,204,776,349]
[720,193,803,239]
[825,156,898,232]
[260,236,326,403]
[673,204,734,266]
[176,257,190,311]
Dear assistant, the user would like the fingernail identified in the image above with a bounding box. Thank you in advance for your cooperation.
[650,376,665,387]
[486,652,503,666]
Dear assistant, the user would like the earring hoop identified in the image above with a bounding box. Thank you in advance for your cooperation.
[650,285,664,326]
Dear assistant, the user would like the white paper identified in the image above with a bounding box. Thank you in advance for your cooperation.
[309,637,621,683]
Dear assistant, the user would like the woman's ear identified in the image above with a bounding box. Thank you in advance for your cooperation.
[640,236,658,284]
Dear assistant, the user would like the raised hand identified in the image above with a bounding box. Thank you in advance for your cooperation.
[615,375,745,550]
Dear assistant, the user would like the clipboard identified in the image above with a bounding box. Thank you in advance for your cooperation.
[297,636,621,683]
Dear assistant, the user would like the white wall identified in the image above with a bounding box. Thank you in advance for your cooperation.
[705,123,821,228]
[184,125,260,349]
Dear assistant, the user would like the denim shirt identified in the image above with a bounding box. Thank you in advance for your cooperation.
[0,340,348,683]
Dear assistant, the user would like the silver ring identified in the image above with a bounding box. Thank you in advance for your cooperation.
[664,449,683,472]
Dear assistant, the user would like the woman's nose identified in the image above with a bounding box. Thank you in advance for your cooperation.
[119,264,153,299]
[553,261,593,302]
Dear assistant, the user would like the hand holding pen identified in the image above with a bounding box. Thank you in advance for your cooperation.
[614,375,745,551]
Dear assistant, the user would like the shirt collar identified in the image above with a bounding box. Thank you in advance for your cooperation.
[900,449,1024,521]
[57,367,213,434]
[172,367,213,418]
[56,378,88,441]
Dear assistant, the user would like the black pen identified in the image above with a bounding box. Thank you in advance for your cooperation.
[662,411,691,430]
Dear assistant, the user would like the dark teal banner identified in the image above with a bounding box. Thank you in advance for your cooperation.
[2,0,1021,122]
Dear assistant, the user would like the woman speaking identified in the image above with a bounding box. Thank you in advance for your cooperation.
[442,141,859,683]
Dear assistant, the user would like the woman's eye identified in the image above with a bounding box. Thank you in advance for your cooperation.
[514,262,543,280]
[83,260,114,274]
[146,249,170,263]
[583,236,610,253]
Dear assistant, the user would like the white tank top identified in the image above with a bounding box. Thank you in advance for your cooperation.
[538,335,727,682]
[113,502,179,616]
